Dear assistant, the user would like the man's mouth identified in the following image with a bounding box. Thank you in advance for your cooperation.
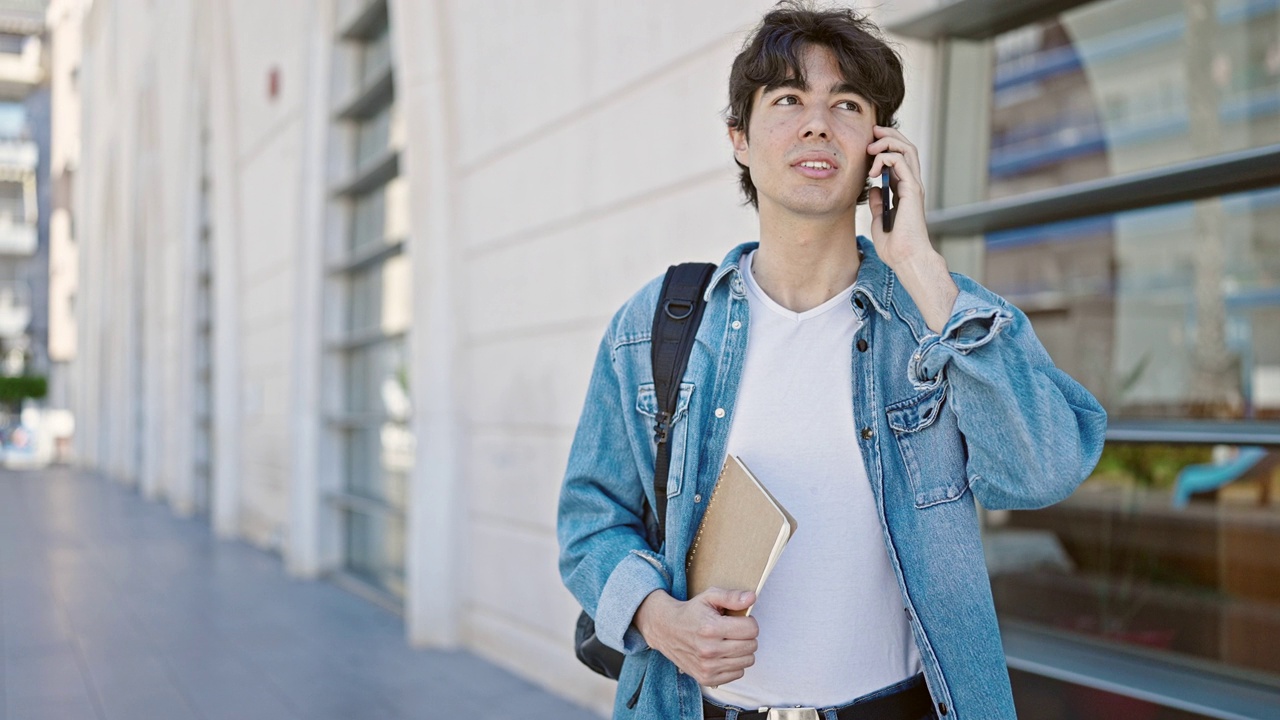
[792,156,839,178]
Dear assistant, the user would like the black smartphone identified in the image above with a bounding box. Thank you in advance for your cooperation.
[881,168,895,232]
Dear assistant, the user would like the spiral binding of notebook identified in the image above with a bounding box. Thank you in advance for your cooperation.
[686,461,730,574]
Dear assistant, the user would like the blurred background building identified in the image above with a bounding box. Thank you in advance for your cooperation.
[40,0,1280,717]
[0,0,46,375]
[0,0,63,468]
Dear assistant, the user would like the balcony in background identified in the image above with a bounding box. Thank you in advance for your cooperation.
[0,216,35,255]
[0,280,31,338]
[0,34,42,97]
[0,139,37,170]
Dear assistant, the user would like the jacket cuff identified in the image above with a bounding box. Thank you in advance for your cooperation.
[908,290,1013,389]
[594,549,671,654]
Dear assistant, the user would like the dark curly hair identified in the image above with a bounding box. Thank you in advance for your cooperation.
[727,2,905,208]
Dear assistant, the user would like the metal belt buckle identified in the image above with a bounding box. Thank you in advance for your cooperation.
[765,708,820,720]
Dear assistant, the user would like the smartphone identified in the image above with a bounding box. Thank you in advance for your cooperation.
[881,168,895,232]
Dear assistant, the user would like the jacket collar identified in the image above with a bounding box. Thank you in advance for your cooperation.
[705,236,893,320]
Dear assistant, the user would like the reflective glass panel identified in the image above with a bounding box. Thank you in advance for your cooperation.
[982,187,1280,420]
[989,442,1280,678]
[343,508,405,599]
[350,186,385,253]
[1010,668,1220,719]
[341,423,411,510]
[348,176,407,254]
[354,102,392,170]
[989,0,1280,201]
[359,22,391,86]
[346,253,411,337]
[343,336,410,418]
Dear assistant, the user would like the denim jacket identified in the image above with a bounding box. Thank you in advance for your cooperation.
[558,237,1108,719]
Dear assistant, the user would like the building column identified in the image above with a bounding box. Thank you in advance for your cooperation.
[287,0,336,579]
[208,0,242,540]
[393,0,462,648]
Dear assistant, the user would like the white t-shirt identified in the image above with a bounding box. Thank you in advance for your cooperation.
[702,250,921,709]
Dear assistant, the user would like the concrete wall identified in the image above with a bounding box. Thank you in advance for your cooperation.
[68,1,940,714]
[420,2,773,710]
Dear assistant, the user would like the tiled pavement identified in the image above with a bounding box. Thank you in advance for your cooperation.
[0,467,602,720]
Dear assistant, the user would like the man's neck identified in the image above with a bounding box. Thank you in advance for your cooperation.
[750,210,862,314]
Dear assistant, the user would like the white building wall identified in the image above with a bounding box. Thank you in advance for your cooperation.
[68,1,941,715]
[218,0,313,547]
[75,0,313,546]
[425,4,775,710]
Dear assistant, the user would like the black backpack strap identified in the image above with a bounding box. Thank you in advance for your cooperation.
[571,262,717,682]
[650,262,716,545]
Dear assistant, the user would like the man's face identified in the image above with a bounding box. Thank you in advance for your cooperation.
[729,44,876,221]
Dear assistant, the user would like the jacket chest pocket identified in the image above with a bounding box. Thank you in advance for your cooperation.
[886,385,970,508]
[636,381,695,498]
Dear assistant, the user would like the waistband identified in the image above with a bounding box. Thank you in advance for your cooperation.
[701,673,933,720]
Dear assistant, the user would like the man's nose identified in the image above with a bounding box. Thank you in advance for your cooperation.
[799,107,831,139]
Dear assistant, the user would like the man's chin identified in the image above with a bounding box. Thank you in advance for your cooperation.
[769,193,858,220]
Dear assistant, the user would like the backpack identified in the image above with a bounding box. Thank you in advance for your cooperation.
[574,262,717,680]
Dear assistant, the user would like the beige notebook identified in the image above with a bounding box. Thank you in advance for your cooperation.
[686,455,797,617]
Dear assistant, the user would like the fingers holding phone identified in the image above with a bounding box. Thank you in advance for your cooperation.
[865,127,938,270]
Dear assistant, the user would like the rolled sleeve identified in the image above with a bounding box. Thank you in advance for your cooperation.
[908,289,1014,390]
[593,550,671,654]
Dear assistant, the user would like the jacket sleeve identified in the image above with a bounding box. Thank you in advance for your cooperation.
[906,276,1108,510]
[557,321,670,655]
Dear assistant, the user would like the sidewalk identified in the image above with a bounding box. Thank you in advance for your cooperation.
[0,467,603,720]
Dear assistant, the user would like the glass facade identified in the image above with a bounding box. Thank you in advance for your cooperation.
[329,0,411,600]
[942,0,1280,703]
[981,189,1280,421]
[988,0,1280,200]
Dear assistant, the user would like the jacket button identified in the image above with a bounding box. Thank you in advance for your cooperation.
[714,408,725,419]
[856,338,868,352]
[693,494,702,503]
[860,427,873,440]
[938,702,948,716]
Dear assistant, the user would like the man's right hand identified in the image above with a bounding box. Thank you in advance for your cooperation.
[633,588,759,687]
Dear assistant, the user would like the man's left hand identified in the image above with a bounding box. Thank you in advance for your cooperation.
[866,125,958,333]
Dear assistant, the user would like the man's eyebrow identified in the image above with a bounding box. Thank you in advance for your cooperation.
[761,78,867,97]
[761,77,806,95]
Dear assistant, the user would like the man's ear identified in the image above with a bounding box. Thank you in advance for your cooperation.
[728,125,749,167]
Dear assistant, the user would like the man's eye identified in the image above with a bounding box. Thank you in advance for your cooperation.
[775,95,799,106]
[837,100,861,112]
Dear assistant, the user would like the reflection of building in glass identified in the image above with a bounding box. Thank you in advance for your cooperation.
[983,0,1280,423]
[990,1,1280,198]
[984,187,1280,421]
[895,0,1280,714]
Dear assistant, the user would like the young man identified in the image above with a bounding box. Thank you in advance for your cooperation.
[558,4,1107,719]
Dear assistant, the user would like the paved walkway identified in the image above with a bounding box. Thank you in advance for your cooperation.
[0,467,602,720]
